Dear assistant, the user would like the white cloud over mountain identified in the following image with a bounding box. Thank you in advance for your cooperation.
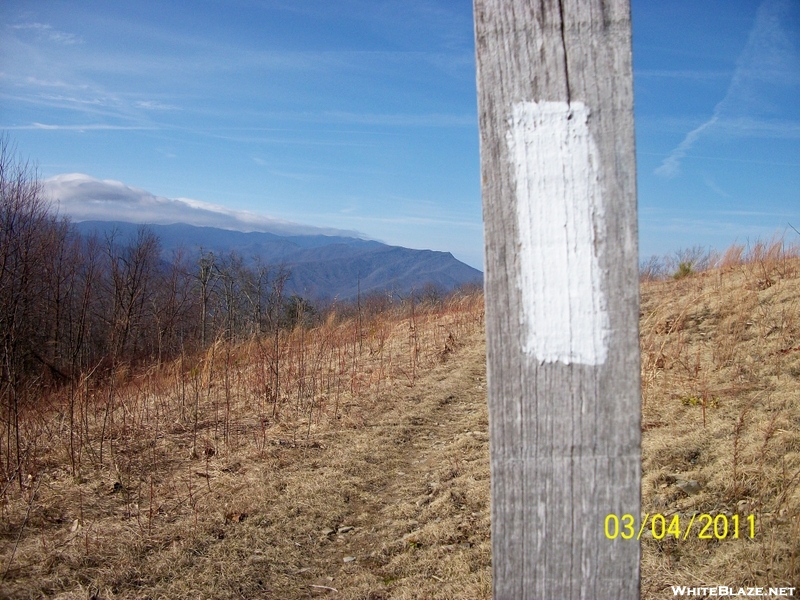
[44,173,364,238]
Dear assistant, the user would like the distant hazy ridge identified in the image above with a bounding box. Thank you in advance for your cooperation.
[74,221,483,300]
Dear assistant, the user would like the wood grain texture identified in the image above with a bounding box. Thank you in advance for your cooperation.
[473,0,640,597]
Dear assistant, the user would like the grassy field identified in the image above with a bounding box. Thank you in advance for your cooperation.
[1,247,799,599]
[639,246,800,596]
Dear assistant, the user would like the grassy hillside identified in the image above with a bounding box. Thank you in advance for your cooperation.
[1,247,799,599]
[639,247,800,596]
[0,292,491,599]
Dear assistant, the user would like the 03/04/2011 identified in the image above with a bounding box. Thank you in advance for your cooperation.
[604,512,756,541]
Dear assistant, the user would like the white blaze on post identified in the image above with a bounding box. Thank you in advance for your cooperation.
[505,100,609,366]
[476,2,640,594]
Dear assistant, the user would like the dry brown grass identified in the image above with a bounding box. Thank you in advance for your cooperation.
[3,242,800,599]
[1,292,490,599]
[640,247,800,597]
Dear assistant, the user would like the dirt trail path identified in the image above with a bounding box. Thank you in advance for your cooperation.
[269,326,491,599]
[152,327,492,600]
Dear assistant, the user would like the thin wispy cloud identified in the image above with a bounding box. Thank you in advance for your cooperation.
[639,115,800,138]
[702,174,731,198]
[656,0,799,177]
[1,123,157,131]
[24,77,89,89]
[208,110,473,129]
[253,157,315,180]
[639,150,800,167]
[713,117,800,139]
[334,213,483,230]
[320,110,475,128]
[9,22,81,45]
[716,209,797,217]
[655,116,718,178]
[38,94,105,106]
[203,131,378,147]
[135,100,180,111]
[634,69,730,80]
[267,169,315,181]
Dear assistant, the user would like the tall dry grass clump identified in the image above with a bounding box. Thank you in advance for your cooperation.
[640,235,799,283]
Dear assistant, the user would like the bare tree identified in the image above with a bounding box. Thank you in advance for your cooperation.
[195,250,217,347]
[266,268,290,417]
[151,247,195,364]
[102,226,161,362]
[0,136,55,486]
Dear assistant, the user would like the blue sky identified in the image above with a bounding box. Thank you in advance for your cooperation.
[1,0,798,270]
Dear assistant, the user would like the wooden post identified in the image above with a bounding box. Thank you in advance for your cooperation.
[473,1,640,598]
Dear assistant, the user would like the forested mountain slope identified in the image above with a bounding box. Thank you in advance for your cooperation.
[74,220,483,300]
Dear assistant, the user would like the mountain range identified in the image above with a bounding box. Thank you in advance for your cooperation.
[73,221,483,301]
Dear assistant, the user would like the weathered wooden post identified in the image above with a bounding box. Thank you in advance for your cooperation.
[473,0,640,597]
